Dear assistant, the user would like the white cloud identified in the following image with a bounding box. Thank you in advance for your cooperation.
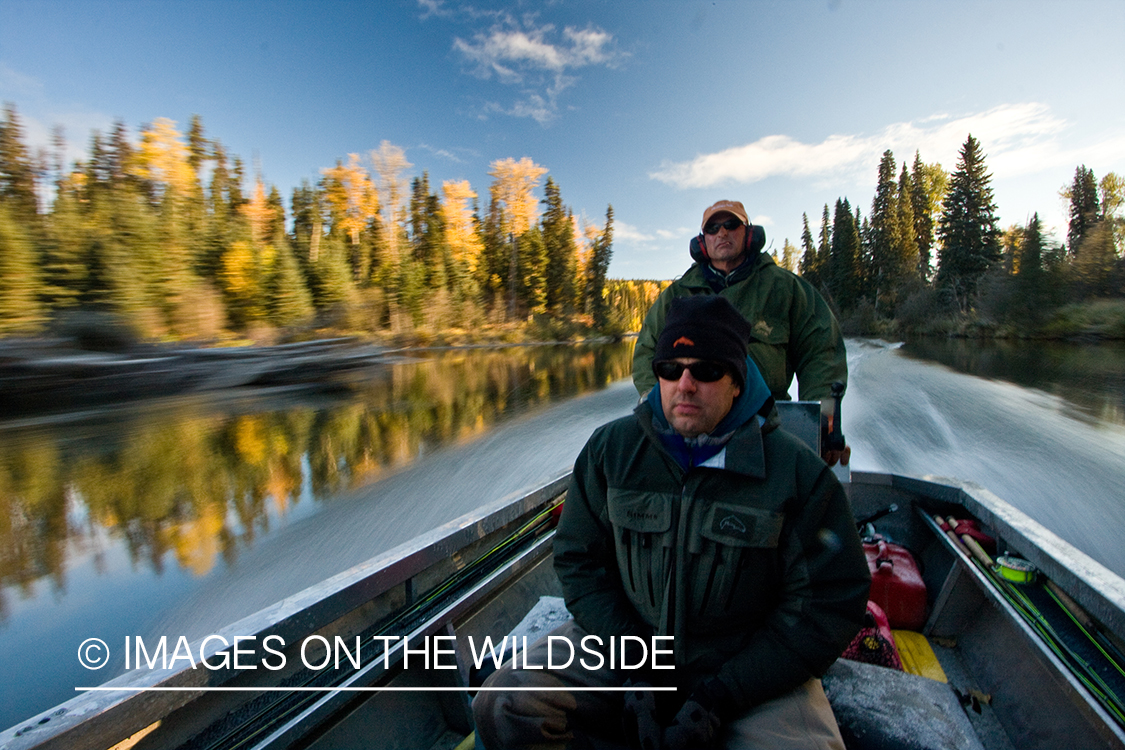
[648,103,1106,189]
[451,18,623,124]
[613,221,654,243]
[0,63,44,98]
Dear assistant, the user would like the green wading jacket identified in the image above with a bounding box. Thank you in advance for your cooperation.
[633,255,847,401]
[553,402,869,710]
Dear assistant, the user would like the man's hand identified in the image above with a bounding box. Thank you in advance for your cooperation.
[662,699,721,750]
[823,443,851,467]
[622,683,662,750]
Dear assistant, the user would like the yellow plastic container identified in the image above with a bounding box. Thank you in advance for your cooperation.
[892,630,948,683]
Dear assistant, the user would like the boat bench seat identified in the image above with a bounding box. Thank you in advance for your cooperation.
[823,658,986,750]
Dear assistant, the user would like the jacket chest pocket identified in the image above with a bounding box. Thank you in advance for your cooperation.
[607,488,675,622]
[690,502,786,619]
[745,312,791,395]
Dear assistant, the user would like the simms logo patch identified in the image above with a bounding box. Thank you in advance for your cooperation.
[712,511,756,539]
[673,336,694,348]
[719,515,747,534]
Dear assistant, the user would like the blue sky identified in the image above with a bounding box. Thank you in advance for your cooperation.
[2,0,1123,279]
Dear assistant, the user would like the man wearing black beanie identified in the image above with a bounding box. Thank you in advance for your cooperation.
[473,297,869,750]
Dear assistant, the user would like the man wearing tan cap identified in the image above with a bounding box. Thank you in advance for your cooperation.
[632,199,850,466]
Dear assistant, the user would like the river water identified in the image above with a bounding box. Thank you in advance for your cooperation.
[1,337,1123,731]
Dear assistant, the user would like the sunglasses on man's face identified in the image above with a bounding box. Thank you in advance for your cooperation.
[702,217,744,235]
[653,360,728,383]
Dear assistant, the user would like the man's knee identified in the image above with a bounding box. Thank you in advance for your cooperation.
[472,669,577,750]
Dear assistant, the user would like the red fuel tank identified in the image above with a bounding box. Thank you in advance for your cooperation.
[864,538,928,631]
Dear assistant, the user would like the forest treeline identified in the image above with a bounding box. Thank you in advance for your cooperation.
[1,102,1122,346]
[782,135,1125,339]
[0,104,666,345]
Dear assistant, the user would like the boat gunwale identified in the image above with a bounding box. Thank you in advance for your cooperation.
[853,471,1125,641]
[0,474,571,750]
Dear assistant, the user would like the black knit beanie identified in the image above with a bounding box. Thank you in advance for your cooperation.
[654,296,752,388]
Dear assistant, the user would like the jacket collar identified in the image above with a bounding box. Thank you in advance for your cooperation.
[678,252,775,292]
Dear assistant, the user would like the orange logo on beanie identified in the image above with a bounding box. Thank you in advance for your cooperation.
[673,336,694,348]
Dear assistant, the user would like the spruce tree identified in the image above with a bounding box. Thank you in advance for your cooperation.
[895,163,919,282]
[0,205,44,334]
[827,199,859,311]
[0,104,40,227]
[517,225,548,315]
[269,240,314,327]
[799,212,820,285]
[541,177,578,314]
[585,205,614,329]
[1066,165,1100,257]
[910,151,935,282]
[44,174,89,309]
[818,204,832,271]
[936,135,1001,313]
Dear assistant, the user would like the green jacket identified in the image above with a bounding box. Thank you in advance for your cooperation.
[633,255,847,401]
[553,402,869,710]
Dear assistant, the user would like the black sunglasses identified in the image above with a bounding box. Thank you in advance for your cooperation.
[653,360,728,383]
[702,217,744,235]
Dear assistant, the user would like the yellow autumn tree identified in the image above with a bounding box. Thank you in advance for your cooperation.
[322,153,379,246]
[441,179,484,275]
[220,240,272,325]
[488,157,548,236]
[241,179,276,246]
[131,117,195,198]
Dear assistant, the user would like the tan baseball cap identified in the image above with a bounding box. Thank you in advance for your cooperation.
[701,200,749,231]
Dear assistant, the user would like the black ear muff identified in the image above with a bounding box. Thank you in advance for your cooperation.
[748,224,766,255]
[689,234,708,263]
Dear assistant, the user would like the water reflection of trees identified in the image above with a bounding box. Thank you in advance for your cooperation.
[0,342,634,614]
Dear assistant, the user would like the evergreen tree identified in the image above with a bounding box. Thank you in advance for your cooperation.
[309,233,355,311]
[422,191,450,293]
[894,162,919,287]
[910,151,936,282]
[269,240,314,327]
[290,180,321,264]
[936,135,1001,313]
[826,198,859,311]
[585,205,614,328]
[868,150,900,310]
[0,205,44,334]
[799,212,820,285]
[479,194,509,308]
[541,177,578,314]
[1009,213,1051,326]
[1066,165,1100,257]
[44,172,89,309]
[85,178,164,334]
[0,104,40,226]
[517,225,548,315]
[818,204,832,272]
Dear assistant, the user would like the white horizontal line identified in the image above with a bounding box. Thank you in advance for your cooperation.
[76,686,677,693]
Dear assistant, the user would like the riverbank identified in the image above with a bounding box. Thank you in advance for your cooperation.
[0,323,628,418]
[844,298,1125,341]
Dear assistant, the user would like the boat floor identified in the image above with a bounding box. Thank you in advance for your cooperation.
[929,641,1016,750]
